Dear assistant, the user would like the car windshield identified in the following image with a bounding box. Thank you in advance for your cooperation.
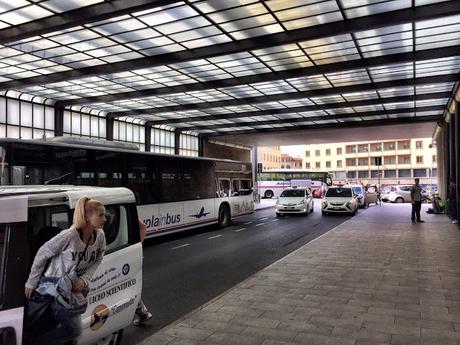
[326,188,352,197]
[280,189,305,197]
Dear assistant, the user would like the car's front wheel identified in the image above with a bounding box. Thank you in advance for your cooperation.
[395,197,404,203]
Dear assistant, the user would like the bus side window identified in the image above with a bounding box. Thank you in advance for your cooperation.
[104,205,130,253]
[218,179,230,197]
[232,180,240,196]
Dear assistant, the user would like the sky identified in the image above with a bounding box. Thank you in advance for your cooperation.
[281,145,304,157]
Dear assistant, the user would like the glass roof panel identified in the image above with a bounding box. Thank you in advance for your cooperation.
[341,0,411,19]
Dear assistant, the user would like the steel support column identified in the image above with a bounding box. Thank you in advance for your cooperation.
[455,103,460,221]
[54,107,64,137]
[198,135,204,157]
[449,112,456,181]
[106,117,114,141]
[145,125,151,152]
[174,130,180,155]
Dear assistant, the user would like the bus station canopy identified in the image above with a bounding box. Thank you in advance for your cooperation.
[0,0,459,144]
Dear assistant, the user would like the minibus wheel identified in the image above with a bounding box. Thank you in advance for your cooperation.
[95,330,123,345]
[218,204,230,228]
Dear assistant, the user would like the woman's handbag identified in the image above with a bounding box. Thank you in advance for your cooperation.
[24,291,57,342]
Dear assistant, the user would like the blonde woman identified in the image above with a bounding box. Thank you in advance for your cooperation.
[25,196,107,345]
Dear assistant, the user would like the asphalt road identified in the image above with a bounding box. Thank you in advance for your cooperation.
[122,200,356,344]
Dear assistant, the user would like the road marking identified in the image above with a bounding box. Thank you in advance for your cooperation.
[259,217,268,221]
[244,221,253,225]
[234,227,246,232]
[272,219,279,222]
[256,223,265,227]
[208,235,222,239]
[171,243,190,250]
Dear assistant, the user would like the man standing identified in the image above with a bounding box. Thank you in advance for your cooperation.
[410,178,424,223]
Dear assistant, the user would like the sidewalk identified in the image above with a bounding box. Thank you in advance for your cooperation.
[255,198,277,211]
[143,204,460,345]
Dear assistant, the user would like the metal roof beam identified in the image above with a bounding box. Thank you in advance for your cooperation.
[203,115,442,137]
[63,45,460,108]
[121,74,457,120]
[0,0,180,45]
[0,1,458,91]
[146,91,451,126]
[177,105,444,131]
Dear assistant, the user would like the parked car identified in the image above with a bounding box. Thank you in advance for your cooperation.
[321,186,358,215]
[380,184,430,203]
[344,184,367,208]
[276,187,314,216]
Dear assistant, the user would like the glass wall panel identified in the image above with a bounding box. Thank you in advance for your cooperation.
[20,103,33,127]
[33,104,45,128]
[0,95,55,139]
[45,107,54,130]
[8,100,20,125]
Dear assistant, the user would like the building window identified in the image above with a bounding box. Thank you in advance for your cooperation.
[414,168,427,177]
[347,171,356,179]
[358,144,369,153]
[358,171,369,178]
[315,149,320,157]
[416,140,423,149]
[384,142,396,151]
[385,170,397,178]
[397,140,410,150]
[432,155,436,163]
[399,169,411,178]
[326,161,331,168]
[336,147,342,155]
[315,162,320,168]
[337,160,342,168]
[346,158,356,166]
[416,156,423,164]
[358,157,368,166]
[346,145,356,154]
[326,149,331,156]
[384,156,396,165]
[305,162,310,169]
[305,150,310,157]
[370,170,380,178]
[431,168,437,177]
[370,143,382,152]
[398,155,411,164]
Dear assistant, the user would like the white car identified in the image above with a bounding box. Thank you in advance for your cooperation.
[276,187,314,216]
[321,186,358,215]
[344,184,367,208]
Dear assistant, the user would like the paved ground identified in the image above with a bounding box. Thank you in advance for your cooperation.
[140,203,460,345]
[123,199,350,344]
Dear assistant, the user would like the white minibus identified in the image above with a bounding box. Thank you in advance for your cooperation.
[0,185,142,345]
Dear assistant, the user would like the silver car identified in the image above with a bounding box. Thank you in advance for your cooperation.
[344,184,367,208]
[380,185,429,203]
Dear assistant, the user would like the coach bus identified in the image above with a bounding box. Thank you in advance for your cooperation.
[257,169,333,199]
[0,137,254,237]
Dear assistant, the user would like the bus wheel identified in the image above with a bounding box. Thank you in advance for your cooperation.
[95,330,123,345]
[264,190,274,199]
[218,205,230,228]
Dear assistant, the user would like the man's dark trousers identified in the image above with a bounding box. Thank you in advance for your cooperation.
[411,201,422,222]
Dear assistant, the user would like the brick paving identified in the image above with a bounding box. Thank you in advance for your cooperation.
[141,204,460,345]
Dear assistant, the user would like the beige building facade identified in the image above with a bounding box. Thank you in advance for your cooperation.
[302,138,437,186]
[257,146,282,170]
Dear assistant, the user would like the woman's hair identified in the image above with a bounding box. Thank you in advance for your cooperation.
[73,196,104,229]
